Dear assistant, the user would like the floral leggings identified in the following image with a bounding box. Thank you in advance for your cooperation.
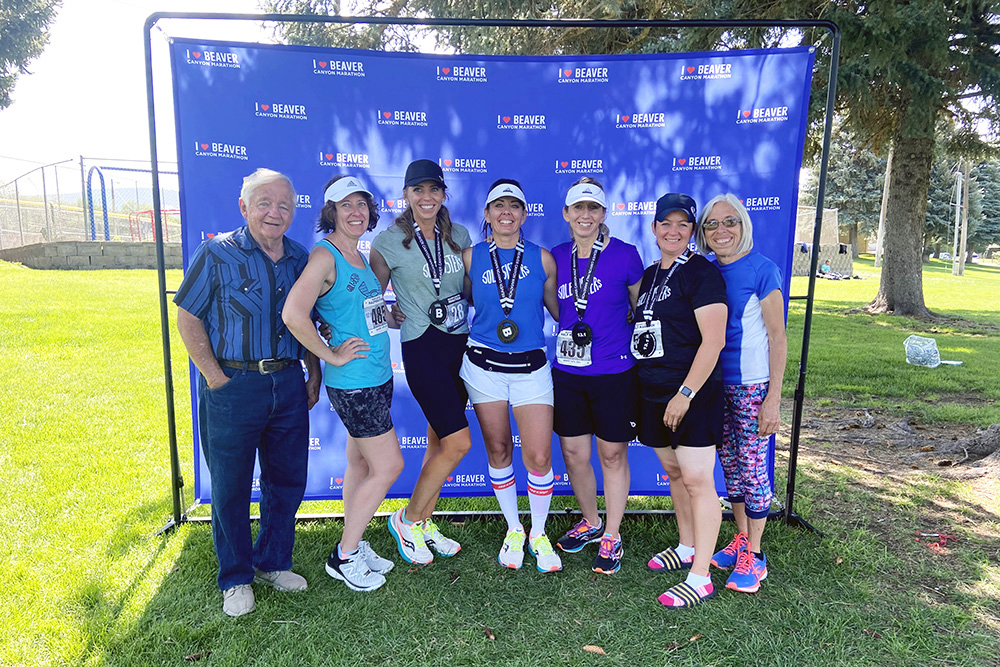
[719,383,773,519]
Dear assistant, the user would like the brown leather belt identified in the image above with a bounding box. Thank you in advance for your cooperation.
[218,358,297,374]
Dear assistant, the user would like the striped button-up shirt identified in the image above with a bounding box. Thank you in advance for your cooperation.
[174,225,309,362]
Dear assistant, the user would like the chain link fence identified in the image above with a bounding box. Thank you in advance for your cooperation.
[0,158,180,250]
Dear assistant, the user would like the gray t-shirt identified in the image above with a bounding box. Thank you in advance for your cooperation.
[371,222,472,342]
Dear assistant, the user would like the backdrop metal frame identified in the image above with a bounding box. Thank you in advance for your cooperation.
[144,13,840,534]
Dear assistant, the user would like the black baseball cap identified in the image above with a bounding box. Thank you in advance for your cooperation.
[404,159,446,188]
[655,193,697,222]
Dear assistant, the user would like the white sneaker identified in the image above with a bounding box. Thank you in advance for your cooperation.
[358,540,395,575]
[422,518,461,557]
[253,569,308,592]
[325,547,387,592]
[528,533,563,573]
[222,584,256,617]
[387,508,433,564]
[498,527,525,570]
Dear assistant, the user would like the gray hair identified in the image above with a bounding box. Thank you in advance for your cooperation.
[696,193,754,256]
[240,168,295,203]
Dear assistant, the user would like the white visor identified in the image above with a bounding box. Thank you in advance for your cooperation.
[324,177,372,204]
[564,182,607,208]
[485,183,527,208]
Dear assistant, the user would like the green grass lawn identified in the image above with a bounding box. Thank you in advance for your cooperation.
[1,258,998,666]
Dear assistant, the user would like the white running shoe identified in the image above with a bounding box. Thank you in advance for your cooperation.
[388,508,434,564]
[422,518,461,557]
[358,539,395,575]
[527,533,563,573]
[325,547,387,592]
[498,527,525,570]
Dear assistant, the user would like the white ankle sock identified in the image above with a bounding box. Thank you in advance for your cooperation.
[685,572,712,588]
[675,543,695,560]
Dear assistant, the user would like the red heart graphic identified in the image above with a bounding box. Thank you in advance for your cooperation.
[502,116,511,123]
[560,161,568,168]
[679,158,687,165]
[192,51,201,59]
[686,66,694,73]
[444,159,452,166]
[200,143,208,150]
[386,200,395,207]
[442,67,451,74]
[743,110,751,118]
[621,115,630,122]
[447,476,454,482]
[260,104,269,111]
[554,474,562,480]
[325,153,333,160]
[391,362,398,368]
[335,477,343,484]
[661,474,669,480]
[382,111,392,119]
[318,61,327,68]
[564,69,572,76]
[206,233,215,238]
[617,203,625,210]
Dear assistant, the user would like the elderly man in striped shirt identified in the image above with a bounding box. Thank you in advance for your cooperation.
[174,168,321,617]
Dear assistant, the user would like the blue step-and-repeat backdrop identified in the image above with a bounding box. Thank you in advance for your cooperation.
[169,39,815,504]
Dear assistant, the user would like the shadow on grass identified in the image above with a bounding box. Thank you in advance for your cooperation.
[88,470,1000,666]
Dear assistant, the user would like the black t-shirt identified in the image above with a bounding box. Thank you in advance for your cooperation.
[634,253,727,400]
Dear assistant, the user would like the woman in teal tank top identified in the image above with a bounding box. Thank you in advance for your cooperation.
[284,175,403,593]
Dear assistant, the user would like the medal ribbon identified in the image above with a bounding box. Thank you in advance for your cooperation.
[412,222,445,296]
[641,248,693,323]
[489,235,525,317]
[570,233,605,322]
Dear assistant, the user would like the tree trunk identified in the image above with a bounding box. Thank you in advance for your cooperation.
[867,116,935,318]
[933,241,941,258]
[848,222,859,259]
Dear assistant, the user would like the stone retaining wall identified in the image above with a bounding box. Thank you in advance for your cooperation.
[0,241,182,270]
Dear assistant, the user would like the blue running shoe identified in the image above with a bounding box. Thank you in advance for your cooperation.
[726,549,767,593]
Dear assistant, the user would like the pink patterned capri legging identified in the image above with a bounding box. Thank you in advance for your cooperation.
[719,383,773,519]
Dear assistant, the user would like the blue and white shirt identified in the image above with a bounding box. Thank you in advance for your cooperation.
[174,224,308,362]
[714,251,782,385]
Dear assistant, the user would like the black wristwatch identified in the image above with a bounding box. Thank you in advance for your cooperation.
[678,385,696,399]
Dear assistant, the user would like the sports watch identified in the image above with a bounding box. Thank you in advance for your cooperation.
[678,385,696,399]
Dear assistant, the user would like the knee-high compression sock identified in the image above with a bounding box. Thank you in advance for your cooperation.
[488,465,521,531]
[527,469,554,539]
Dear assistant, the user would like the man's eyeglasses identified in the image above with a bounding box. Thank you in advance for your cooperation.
[703,217,741,230]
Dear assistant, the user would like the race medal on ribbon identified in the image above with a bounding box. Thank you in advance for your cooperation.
[440,293,468,332]
[571,321,593,346]
[557,329,592,367]
[630,320,663,359]
[489,236,525,345]
[363,295,389,336]
[497,319,519,343]
[428,299,448,325]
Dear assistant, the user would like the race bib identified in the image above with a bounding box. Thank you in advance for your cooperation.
[363,295,389,336]
[630,320,664,359]
[556,329,592,367]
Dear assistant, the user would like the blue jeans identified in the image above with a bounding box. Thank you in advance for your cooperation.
[198,363,309,591]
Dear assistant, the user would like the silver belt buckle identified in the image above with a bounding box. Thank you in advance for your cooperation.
[258,358,278,374]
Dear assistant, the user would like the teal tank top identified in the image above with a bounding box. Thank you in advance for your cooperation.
[313,239,392,390]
